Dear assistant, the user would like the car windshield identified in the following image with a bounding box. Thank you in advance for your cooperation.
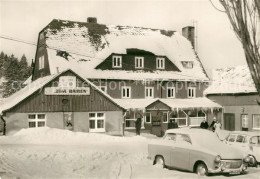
[250,136,260,145]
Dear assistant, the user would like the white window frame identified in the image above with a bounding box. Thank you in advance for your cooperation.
[89,112,106,132]
[135,57,144,69]
[39,55,44,70]
[167,87,176,98]
[112,55,122,68]
[163,112,168,123]
[187,87,196,98]
[241,114,249,129]
[145,87,154,98]
[28,114,46,128]
[253,114,260,130]
[156,57,165,69]
[121,86,131,98]
[99,86,107,93]
[145,112,151,123]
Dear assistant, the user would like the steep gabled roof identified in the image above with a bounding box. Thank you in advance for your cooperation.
[42,19,208,81]
[204,65,257,95]
[0,69,125,114]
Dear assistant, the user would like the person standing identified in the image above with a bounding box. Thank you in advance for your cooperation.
[210,117,217,132]
[172,119,178,128]
[200,119,209,129]
[135,115,142,135]
[214,120,222,135]
[168,120,174,129]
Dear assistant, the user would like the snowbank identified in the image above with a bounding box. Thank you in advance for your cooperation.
[0,127,151,145]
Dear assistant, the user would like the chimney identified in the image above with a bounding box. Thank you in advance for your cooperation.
[182,26,195,48]
[87,17,97,23]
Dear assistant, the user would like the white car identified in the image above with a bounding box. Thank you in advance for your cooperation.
[148,128,249,176]
[224,131,260,167]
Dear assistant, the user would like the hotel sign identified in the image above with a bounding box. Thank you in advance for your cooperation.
[45,87,90,95]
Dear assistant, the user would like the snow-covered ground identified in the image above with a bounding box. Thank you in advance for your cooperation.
[0,127,259,178]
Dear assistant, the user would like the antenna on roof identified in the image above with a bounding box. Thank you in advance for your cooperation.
[192,20,198,53]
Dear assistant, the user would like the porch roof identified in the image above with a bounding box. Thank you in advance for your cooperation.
[115,97,222,110]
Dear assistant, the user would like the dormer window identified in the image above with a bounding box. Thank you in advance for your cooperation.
[135,57,144,69]
[156,57,165,69]
[182,61,194,69]
[112,56,122,68]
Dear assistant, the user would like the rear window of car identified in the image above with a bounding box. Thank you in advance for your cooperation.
[164,133,177,141]
[176,134,192,144]
[228,134,236,142]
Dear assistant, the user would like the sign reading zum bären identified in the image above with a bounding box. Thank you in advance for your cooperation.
[45,87,90,95]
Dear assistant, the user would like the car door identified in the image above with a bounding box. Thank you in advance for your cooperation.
[170,134,191,170]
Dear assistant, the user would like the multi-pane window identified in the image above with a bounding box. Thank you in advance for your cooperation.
[241,114,249,130]
[99,86,107,93]
[167,87,175,98]
[145,112,151,123]
[89,113,105,132]
[112,56,122,68]
[28,114,46,128]
[122,86,131,98]
[145,87,154,98]
[163,112,168,123]
[187,87,196,98]
[181,61,194,69]
[156,57,165,69]
[125,119,136,128]
[39,56,44,70]
[135,57,144,69]
[253,114,260,130]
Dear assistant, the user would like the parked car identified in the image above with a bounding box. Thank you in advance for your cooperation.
[224,131,260,167]
[148,128,249,176]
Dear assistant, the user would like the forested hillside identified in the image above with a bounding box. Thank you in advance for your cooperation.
[0,52,33,98]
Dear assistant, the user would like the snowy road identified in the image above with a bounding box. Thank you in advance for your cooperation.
[0,128,260,178]
[1,144,260,179]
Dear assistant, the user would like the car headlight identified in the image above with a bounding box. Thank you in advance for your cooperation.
[215,155,221,163]
[244,155,250,163]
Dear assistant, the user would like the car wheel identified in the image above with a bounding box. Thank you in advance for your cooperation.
[249,155,257,167]
[154,156,165,168]
[196,163,208,176]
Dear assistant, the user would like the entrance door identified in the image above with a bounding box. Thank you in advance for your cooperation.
[224,113,235,131]
[64,112,74,130]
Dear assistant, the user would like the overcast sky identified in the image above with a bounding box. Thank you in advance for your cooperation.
[0,0,246,74]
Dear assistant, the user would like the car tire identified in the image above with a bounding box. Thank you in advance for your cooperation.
[249,155,257,167]
[196,163,208,176]
[154,156,165,168]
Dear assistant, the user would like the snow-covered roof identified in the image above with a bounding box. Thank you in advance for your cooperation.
[23,75,32,85]
[0,69,125,114]
[0,75,55,114]
[115,97,222,110]
[43,19,208,81]
[159,98,222,109]
[204,65,257,95]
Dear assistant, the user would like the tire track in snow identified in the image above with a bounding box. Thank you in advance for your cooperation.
[115,153,133,179]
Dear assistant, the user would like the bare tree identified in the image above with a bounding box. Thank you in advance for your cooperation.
[214,0,260,96]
